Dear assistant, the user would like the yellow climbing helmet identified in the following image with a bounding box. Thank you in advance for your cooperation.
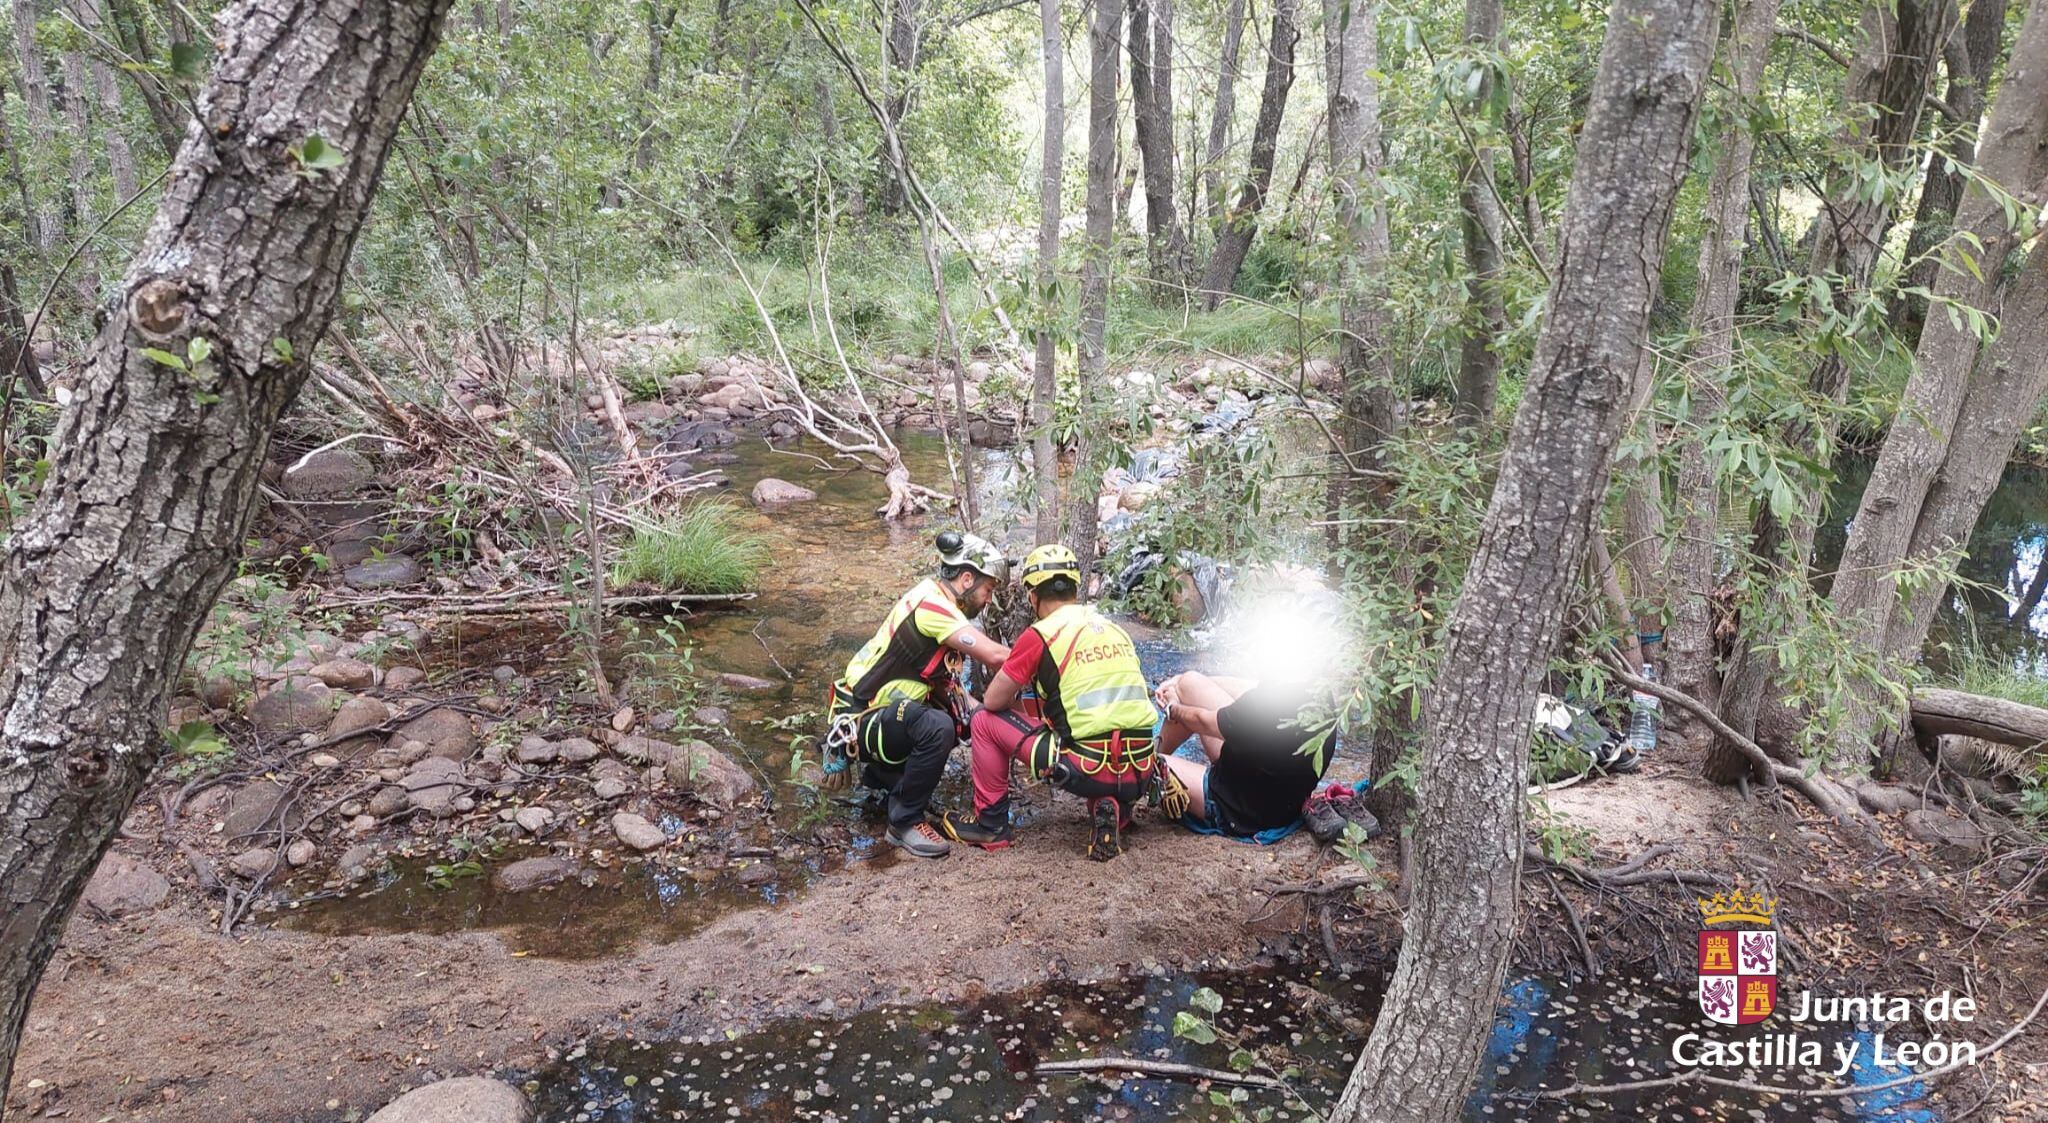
[1020,544,1082,589]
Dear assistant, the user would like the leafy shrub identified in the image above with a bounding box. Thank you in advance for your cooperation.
[611,502,770,593]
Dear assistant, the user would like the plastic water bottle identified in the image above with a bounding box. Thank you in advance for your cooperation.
[1627,665,1661,754]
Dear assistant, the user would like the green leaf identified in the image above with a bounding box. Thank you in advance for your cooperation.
[295,134,347,171]
[1172,1011,1218,1044]
[186,337,213,365]
[141,347,187,371]
[1190,986,1224,1014]
[1227,1049,1257,1073]
[273,337,295,363]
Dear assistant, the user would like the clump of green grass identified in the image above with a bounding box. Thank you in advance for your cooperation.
[1947,644,2048,709]
[611,502,770,594]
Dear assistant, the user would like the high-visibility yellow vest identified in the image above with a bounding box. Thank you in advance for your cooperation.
[833,578,966,709]
[1027,603,1157,742]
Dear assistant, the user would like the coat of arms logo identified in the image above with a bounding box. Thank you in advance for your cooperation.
[1696,889,1778,1025]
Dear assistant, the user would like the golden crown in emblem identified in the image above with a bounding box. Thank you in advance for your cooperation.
[1697,889,1777,926]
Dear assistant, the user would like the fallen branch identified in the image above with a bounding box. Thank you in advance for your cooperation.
[1034,1057,1282,1089]
[1525,846,1727,889]
[1523,984,2048,1103]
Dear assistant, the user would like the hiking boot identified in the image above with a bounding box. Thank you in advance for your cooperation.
[885,820,952,859]
[932,808,1014,850]
[1305,797,1348,844]
[1088,798,1123,862]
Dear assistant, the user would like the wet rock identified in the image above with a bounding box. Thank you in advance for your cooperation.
[311,658,377,691]
[735,863,777,887]
[556,737,600,764]
[665,741,757,811]
[613,735,676,768]
[717,672,779,692]
[402,757,468,817]
[337,844,381,878]
[83,852,170,917]
[750,478,818,507]
[494,855,577,892]
[364,1077,533,1123]
[285,839,318,867]
[249,676,335,736]
[224,780,306,839]
[387,707,476,761]
[385,666,428,691]
[344,554,424,590]
[283,448,374,500]
[611,812,667,851]
[1904,808,1988,853]
[514,806,555,834]
[515,736,558,765]
[229,847,280,880]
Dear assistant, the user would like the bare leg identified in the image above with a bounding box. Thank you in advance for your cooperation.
[1157,671,1248,760]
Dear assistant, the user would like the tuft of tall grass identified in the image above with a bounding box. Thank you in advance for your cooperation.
[611,502,771,594]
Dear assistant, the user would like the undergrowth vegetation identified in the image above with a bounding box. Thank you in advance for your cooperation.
[611,503,771,594]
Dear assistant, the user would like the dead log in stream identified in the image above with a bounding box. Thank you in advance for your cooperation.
[1910,688,2048,750]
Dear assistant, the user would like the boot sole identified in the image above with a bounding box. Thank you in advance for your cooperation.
[1088,804,1122,861]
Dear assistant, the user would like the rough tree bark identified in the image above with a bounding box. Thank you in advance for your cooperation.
[1708,0,1953,782]
[0,0,452,1100]
[1663,0,1785,756]
[1829,0,2048,760]
[11,0,62,250]
[1072,0,1121,583]
[1898,0,2010,342]
[1031,0,1063,545]
[1129,0,1192,298]
[1201,0,1245,228]
[1450,0,1506,431]
[1196,0,1294,310]
[1328,0,1718,1115]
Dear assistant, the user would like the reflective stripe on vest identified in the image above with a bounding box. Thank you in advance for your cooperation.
[1030,604,1158,741]
[836,578,956,706]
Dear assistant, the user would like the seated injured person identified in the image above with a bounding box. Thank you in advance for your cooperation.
[1151,621,1338,839]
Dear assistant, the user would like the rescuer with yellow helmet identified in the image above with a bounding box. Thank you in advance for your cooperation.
[820,531,1012,859]
[933,543,1160,860]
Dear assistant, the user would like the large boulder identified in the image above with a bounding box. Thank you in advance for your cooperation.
[82,853,170,917]
[326,695,392,759]
[311,658,378,691]
[664,741,757,811]
[387,707,476,761]
[750,478,817,508]
[612,735,676,768]
[402,757,468,817]
[344,554,424,590]
[249,676,334,736]
[282,448,375,500]
[365,1077,533,1123]
[493,855,577,892]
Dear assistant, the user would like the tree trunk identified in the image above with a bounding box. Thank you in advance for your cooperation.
[876,0,920,215]
[57,49,101,295]
[1450,0,1506,431]
[67,0,139,200]
[1324,0,1393,487]
[1665,0,1783,758]
[11,0,62,249]
[1129,0,1192,298]
[1196,0,1294,309]
[633,0,672,173]
[103,0,184,156]
[1898,0,2009,342]
[1072,0,1121,584]
[0,89,41,402]
[1710,0,1953,780]
[1828,0,2048,759]
[1032,0,1063,544]
[0,0,451,1099]
[1201,0,1245,229]
[1328,0,1718,1115]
